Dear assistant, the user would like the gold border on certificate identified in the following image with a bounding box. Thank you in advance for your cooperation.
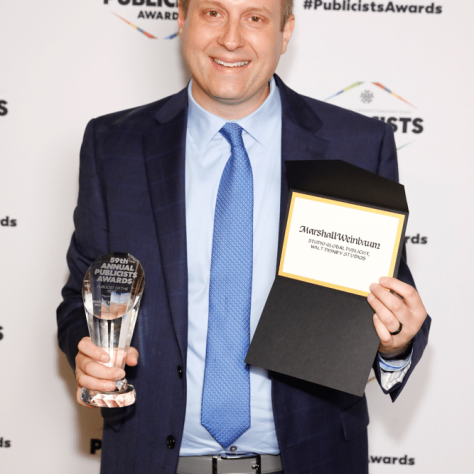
[278,192,406,297]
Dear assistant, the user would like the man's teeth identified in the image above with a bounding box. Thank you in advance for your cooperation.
[213,59,249,67]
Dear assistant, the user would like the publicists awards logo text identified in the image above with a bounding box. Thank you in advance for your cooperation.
[325,82,424,150]
[369,454,415,465]
[302,0,443,13]
[1,216,17,227]
[0,438,11,448]
[102,0,179,39]
[0,98,8,117]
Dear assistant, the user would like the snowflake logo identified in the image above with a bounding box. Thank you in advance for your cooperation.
[360,90,374,104]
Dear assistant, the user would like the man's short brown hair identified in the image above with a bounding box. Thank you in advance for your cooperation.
[178,0,294,31]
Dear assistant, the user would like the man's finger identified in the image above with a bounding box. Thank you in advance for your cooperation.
[378,277,425,313]
[76,368,118,392]
[367,291,401,334]
[126,349,139,367]
[373,314,393,346]
[369,283,411,323]
[78,357,125,380]
[78,337,110,363]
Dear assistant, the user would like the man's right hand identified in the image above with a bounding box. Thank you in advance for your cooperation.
[75,337,139,407]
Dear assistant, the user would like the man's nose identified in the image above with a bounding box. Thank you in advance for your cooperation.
[218,20,244,51]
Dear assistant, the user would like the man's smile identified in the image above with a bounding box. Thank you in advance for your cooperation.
[212,58,250,68]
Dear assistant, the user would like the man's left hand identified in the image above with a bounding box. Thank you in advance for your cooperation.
[368,276,427,358]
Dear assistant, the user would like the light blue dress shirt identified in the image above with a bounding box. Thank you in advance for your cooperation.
[181,78,282,455]
[180,77,411,456]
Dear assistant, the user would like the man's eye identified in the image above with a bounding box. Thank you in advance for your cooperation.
[250,16,262,22]
[207,10,219,17]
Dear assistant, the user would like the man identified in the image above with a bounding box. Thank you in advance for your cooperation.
[57,0,430,472]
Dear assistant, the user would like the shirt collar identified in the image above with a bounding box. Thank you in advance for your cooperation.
[187,76,281,153]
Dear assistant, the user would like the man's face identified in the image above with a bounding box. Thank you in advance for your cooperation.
[178,0,294,118]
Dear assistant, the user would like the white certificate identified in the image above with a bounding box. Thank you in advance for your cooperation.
[279,192,406,296]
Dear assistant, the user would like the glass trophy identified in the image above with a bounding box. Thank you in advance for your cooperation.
[81,252,145,408]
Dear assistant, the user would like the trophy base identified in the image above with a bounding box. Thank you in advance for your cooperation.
[81,379,136,408]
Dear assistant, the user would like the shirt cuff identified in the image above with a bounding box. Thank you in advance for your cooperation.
[379,360,412,390]
[378,349,413,371]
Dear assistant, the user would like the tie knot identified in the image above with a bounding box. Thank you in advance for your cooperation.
[220,123,244,150]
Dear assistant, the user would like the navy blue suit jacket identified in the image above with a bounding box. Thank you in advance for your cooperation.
[57,75,430,474]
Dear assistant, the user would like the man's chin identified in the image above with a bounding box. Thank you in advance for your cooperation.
[210,93,249,106]
[208,84,269,108]
[191,77,271,116]
[205,83,247,101]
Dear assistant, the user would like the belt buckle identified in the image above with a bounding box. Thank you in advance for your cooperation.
[212,454,261,474]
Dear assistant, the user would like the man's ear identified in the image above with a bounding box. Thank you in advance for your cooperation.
[281,14,295,54]
[178,2,186,37]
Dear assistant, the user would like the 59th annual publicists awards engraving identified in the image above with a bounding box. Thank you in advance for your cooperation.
[81,252,145,408]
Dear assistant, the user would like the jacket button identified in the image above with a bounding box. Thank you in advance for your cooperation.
[177,365,184,379]
[166,435,175,449]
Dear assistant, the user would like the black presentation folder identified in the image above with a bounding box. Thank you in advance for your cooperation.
[245,160,409,397]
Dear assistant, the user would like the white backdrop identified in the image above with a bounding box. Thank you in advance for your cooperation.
[1,0,472,472]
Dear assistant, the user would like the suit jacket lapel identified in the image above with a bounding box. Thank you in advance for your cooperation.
[143,88,189,363]
[274,74,330,252]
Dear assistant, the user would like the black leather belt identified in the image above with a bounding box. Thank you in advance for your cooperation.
[176,454,282,474]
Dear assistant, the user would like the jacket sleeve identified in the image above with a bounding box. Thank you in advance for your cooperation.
[57,119,110,371]
[372,122,431,401]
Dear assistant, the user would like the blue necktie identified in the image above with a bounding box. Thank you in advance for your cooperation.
[201,123,253,448]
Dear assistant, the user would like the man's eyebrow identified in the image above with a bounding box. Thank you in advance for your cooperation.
[199,1,230,8]
[243,6,273,15]
[199,1,273,16]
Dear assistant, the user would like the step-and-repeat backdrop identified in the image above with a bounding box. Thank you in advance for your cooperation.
[1,0,472,472]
